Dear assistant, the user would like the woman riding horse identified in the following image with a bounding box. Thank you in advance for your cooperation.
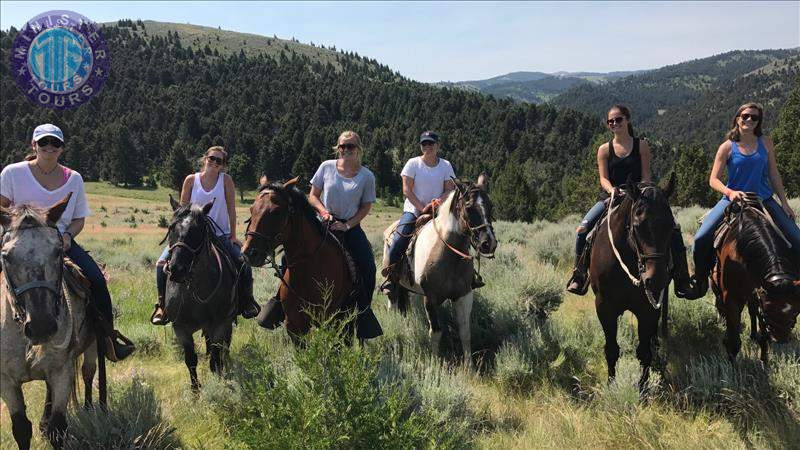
[687,102,800,300]
[566,105,692,298]
[151,146,260,325]
[256,131,382,339]
[0,124,134,361]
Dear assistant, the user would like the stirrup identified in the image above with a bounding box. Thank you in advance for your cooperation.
[566,270,589,296]
[150,304,170,326]
[241,299,261,319]
[105,331,135,362]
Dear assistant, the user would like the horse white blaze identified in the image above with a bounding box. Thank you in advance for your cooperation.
[475,197,495,245]
[454,291,474,368]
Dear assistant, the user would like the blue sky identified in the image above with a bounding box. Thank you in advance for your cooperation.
[2,1,798,82]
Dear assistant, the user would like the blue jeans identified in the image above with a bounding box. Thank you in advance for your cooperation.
[67,242,113,322]
[156,235,250,298]
[575,201,606,257]
[387,212,418,265]
[693,197,800,279]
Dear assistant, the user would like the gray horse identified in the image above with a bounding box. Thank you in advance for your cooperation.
[164,197,239,391]
[1,196,98,450]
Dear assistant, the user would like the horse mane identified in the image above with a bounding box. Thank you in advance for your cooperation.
[735,207,796,281]
[260,182,324,236]
[8,204,47,229]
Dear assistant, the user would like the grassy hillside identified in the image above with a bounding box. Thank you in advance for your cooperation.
[1,184,798,449]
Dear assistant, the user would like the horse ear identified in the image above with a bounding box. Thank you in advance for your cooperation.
[661,171,677,199]
[202,198,216,215]
[476,173,489,193]
[46,192,72,225]
[283,176,300,188]
[169,194,180,212]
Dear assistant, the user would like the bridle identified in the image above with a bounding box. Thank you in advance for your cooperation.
[433,184,496,260]
[607,185,670,308]
[1,223,64,324]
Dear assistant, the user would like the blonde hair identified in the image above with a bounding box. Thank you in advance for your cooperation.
[197,145,228,169]
[726,102,764,142]
[332,130,363,165]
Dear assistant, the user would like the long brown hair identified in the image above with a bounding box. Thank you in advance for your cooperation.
[726,102,764,142]
[608,104,634,137]
[196,145,228,170]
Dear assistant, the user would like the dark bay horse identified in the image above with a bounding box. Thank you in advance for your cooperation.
[589,174,676,390]
[711,196,800,364]
[381,175,497,369]
[163,196,240,391]
[242,178,355,339]
[1,197,99,449]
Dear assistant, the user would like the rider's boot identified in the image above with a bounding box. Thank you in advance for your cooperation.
[95,316,135,362]
[151,261,170,325]
[237,265,260,319]
[256,292,285,329]
[670,227,693,299]
[566,249,590,296]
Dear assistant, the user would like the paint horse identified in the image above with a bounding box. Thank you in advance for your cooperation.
[382,175,497,369]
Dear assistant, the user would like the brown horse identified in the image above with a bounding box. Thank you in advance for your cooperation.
[589,174,676,391]
[242,178,355,338]
[711,196,800,364]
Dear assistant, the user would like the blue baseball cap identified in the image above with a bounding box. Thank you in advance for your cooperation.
[33,124,64,142]
[419,131,438,144]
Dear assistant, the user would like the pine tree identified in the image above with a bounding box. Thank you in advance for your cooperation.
[162,140,192,192]
[772,76,800,197]
[674,143,715,207]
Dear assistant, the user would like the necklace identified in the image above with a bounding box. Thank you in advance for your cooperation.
[35,160,59,175]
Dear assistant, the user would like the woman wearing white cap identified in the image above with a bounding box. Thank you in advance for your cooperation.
[0,124,135,361]
[257,130,382,339]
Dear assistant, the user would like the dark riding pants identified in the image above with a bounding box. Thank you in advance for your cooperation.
[67,242,113,322]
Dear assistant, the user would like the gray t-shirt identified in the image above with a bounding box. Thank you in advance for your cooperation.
[310,160,376,220]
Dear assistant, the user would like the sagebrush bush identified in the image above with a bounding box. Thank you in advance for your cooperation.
[65,377,179,449]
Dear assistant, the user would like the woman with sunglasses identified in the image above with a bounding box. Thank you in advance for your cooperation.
[151,146,260,325]
[257,131,383,339]
[381,131,457,296]
[0,124,135,361]
[566,105,693,297]
[686,102,800,299]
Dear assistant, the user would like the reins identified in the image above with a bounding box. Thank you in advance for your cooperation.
[431,187,496,262]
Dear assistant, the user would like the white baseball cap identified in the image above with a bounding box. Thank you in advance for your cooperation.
[32,124,64,142]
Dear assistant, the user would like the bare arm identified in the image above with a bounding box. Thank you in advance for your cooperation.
[223,174,238,241]
[437,179,456,203]
[763,136,796,219]
[597,143,613,194]
[710,141,736,199]
[402,176,426,212]
[180,175,193,205]
[640,139,652,183]
[345,202,373,229]
[308,185,330,219]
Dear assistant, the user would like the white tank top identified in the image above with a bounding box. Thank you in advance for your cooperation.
[190,172,231,236]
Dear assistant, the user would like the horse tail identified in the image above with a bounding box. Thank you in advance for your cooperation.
[69,354,80,407]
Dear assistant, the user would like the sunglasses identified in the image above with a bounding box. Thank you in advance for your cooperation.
[338,143,358,151]
[207,155,224,165]
[740,113,760,122]
[606,117,625,126]
[36,137,64,148]
[420,141,437,147]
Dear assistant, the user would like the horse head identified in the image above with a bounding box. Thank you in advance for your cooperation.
[624,172,676,305]
[454,173,497,257]
[164,195,214,283]
[243,176,303,267]
[0,194,70,344]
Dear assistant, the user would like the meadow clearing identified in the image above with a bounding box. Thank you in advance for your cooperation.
[1,183,798,449]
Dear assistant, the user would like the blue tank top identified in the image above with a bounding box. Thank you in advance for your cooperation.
[726,137,773,200]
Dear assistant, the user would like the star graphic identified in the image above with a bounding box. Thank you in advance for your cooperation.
[17,66,27,76]
[94,67,103,77]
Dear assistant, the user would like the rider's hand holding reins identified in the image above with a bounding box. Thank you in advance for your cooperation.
[781,201,796,220]
[724,188,745,202]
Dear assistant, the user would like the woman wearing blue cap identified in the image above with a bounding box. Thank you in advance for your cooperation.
[381,131,468,297]
[257,130,382,339]
[0,124,135,361]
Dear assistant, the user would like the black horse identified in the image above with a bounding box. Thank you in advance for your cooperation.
[163,196,240,390]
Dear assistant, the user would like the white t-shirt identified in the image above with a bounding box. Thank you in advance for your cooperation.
[401,156,456,214]
[0,161,91,233]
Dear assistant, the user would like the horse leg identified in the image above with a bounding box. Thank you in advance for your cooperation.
[45,366,74,449]
[723,310,743,364]
[1,375,32,450]
[398,287,409,316]
[174,326,200,391]
[82,341,98,408]
[208,323,233,376]
[597,306,620,381]
[747,297,759,342]
[754,300,770,366]
[423,295,442,358]
[39,382,52,434]
[454,291,474,370]
[636,310,660,395]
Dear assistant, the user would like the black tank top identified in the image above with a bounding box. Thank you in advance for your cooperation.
[599,138,641,200]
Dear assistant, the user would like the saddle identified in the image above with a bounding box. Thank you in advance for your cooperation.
[712,193,790,251]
